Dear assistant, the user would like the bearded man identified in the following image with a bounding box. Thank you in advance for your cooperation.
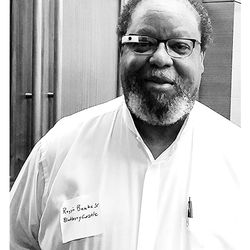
[10,0,246,249]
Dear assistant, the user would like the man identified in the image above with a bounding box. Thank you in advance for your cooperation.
[10,0,246,249]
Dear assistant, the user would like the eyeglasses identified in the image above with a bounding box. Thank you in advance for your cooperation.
[121,35,201,58]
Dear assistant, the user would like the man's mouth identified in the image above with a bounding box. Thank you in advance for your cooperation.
[145,76,175,85]
[141,75,177,93]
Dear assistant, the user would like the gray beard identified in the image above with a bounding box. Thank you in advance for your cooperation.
[122,75,198,126]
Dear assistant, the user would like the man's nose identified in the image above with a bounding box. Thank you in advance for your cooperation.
[149,43,173,68]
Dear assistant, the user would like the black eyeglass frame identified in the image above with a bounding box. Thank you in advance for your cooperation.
[121,34,201,58]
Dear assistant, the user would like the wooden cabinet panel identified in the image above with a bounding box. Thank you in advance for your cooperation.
[10,0,34,183]
[10,0,57,186]
[60,0,119,118]
[199,2,235,120]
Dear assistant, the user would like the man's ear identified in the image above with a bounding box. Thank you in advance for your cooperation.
[200,51,205,73]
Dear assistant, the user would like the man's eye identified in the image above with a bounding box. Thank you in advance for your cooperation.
[170,42,191,54]
[129,42,155,53]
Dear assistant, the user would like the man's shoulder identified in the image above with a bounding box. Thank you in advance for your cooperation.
[40,96,124,157]
[191,101,242,153]
[54,96,124,132]
[192,101,240,134]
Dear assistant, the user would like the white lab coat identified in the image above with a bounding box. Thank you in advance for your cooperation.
[10,96,248,250]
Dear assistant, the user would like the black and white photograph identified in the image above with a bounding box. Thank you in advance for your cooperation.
[7,0,250,249]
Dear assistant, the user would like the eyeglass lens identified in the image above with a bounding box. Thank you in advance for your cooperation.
[125,37,194,58]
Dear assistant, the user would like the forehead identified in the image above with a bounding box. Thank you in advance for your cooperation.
[127,0,201,39]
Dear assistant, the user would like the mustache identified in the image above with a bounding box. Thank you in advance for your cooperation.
[152,69,175,80]
[145,69,179,84]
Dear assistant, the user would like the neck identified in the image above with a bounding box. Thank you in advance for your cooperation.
[132,114,187,159]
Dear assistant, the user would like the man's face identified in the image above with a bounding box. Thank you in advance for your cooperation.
[120,0,205,125]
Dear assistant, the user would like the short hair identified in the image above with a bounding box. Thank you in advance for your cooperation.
[117,0,213,52]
